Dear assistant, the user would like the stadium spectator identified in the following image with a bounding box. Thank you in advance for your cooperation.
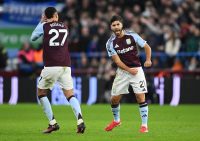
[88,57,98,75]
[151,57,163,69]
[0,43,7,69]
[172,58,184,71]
[77,52,89,69]
[17,42,34,75]
[33,44,44,72]
[97,53,115,80]
[97,53,116,103]
[97,21,111,52]
[188,57,200,71]
[78,26,91,52]
[87,35,99,53]
[164,28,181,67]
[185,24,200,52]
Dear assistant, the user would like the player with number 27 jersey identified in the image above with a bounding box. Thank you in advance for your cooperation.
[30,7,85,134]
[31,21,70,67]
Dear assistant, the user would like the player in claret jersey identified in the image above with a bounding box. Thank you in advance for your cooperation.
[105,15,152,133]
[30,7,85,134]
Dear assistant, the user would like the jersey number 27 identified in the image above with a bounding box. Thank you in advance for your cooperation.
[49,29,68,46]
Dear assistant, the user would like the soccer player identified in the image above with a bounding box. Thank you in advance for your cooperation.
[30,7,85,134]
[105,15,152,133]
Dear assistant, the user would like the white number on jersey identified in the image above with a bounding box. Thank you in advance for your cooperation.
[49,29,68,46]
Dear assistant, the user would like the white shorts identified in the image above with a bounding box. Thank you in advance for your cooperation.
[111,67,148,95]
[37,66,73,90]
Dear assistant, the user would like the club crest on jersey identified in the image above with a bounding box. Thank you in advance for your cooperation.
[114,44,119,48]
[126,39,131,45]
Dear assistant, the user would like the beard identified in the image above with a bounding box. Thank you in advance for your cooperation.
[114,29,123,36]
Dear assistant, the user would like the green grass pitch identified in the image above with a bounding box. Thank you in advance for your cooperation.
[0,104,200,141]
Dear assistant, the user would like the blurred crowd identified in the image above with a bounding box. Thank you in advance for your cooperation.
[59,0,200,71]
[0,0,200,77]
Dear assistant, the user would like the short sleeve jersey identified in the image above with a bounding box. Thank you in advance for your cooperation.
[106,30,146,67]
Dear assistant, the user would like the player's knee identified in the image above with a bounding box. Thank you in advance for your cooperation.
[111,96,120,105]
[135,94,145,103]
[63,89,73,98]
[38,89,49,98]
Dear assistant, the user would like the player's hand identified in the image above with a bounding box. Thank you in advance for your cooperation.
[40,14,47,23]
[144,60,152,67]
[128,68,138,75]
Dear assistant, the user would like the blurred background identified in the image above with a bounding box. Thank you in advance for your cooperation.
[0,0,200,105]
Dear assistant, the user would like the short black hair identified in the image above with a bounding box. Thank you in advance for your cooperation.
[44,7,57,19]
[110,15,123,25]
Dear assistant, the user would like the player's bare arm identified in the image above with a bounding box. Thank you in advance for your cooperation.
[111,54,138,75]
[143,43,152,67]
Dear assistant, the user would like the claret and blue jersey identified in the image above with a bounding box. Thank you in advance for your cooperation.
[30,22,71,67]
[106,30,147,67]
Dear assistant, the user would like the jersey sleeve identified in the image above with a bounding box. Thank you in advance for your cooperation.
[106,40,117,57]
[131,33,147,48]
[30,22,45,41]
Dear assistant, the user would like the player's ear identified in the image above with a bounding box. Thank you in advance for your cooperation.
[121,22,124,29]
[53,13,58,19]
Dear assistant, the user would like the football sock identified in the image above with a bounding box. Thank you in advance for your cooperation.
[139,102,148,127]
[111,104,120,122]
[38,96,55,124]
[67,96,83,122]
[49,118,57,125]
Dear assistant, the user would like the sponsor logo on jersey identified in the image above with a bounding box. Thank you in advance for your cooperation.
[117,46,134,54]
[114,44,119,48]
[126,38,131,45]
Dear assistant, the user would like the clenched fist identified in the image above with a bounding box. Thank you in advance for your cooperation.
[144,60,152,67]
